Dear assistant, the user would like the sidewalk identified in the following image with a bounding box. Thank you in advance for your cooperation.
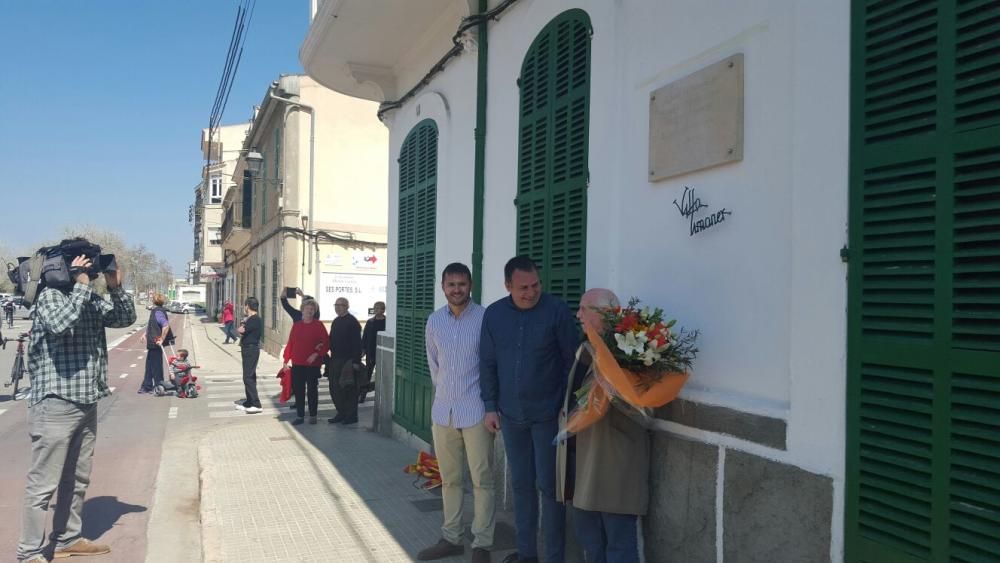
[191,317,516,563]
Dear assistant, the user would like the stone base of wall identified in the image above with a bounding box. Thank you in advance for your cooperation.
[646,434,833,563]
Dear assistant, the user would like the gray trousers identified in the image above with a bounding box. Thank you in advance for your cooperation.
[17,397,97,562]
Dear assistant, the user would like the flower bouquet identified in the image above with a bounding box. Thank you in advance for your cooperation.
[557,298,698,442]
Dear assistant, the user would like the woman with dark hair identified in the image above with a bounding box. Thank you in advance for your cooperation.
[282,298,329,425]
[139,293,173,394]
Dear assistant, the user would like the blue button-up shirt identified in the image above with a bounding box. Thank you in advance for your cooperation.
[425,301,486,428]
[480,293,579,423]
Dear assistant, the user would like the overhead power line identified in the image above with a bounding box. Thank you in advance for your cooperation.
[206,0,256,165]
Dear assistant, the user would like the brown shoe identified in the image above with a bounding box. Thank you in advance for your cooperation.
[53,539,111,559]
[417,538,464,560]
[472,547,491,563]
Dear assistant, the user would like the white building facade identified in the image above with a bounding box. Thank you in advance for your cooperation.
[222,74,389,357]
[302,1,1000,561]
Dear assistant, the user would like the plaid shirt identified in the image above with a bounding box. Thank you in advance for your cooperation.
[28,283,137,406]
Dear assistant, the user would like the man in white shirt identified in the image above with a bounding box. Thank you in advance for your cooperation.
[417,262,495,563]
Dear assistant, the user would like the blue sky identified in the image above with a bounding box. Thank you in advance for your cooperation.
[0,0,308,276]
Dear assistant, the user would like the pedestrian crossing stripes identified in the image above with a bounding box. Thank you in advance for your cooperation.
[159,371,373,421]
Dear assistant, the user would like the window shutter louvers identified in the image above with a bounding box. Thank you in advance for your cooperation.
[516,10,591,311]
[393,120,438,442]
[848,1,1000,561]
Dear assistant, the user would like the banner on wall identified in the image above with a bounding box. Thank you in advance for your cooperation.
[319,272,387,320]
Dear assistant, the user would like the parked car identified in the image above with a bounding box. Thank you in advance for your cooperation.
[168,302,193,314]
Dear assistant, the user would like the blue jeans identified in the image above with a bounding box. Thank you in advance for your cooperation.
[500,416,565,562]
[572,507,639,563]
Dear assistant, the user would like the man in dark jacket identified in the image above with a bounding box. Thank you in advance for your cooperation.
[480,256,578,563]
[327,297,362,425]
[359,301,386,403]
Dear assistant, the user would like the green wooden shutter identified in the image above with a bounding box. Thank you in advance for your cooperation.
[847,2,1000,561]
[394,119,438,442]
[516,9,591,311]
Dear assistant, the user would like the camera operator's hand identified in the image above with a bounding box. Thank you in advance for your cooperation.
[71,255,92,285]
[295,288,304,298]
[104,267,123,289]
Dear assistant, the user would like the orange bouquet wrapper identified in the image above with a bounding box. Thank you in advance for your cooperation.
[563,325,689,436]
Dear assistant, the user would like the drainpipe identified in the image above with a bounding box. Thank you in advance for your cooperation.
[471,0,488,302]
[268,88,318,301]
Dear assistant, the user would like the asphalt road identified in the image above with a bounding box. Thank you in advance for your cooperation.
[0,313,185,562]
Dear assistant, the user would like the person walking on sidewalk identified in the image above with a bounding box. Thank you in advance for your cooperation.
[282,298,329,425]
[235,297,264,414]
[480,256,578,563]
[326,297,362,425]
[359,300,386,403]
[138,293,174,394]
[17,251,136,563]
[417,263,495,563]
[221,301,237,344]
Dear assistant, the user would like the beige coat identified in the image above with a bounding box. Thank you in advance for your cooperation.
[556,344,650,515]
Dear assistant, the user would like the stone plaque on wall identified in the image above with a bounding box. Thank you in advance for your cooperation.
[648,53,744,181]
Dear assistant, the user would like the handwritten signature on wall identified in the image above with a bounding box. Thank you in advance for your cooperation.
[672,186,733,237]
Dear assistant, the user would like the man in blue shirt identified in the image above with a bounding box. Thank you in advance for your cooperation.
[418,263,494,563]
[480,256,579,563]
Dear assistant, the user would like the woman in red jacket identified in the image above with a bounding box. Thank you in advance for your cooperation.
[221,301,237,344]
[282,298,329,425]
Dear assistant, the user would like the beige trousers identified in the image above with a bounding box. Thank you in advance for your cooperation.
[432,421,496,549]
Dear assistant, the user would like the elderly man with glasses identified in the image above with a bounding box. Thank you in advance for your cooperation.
[327,297,363,425]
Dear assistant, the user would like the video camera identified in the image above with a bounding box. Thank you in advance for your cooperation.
[5,238,117,306]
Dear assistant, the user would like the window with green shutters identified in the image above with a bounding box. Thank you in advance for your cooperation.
[847,1,1000,561]
[394,119,438,442]
[516,9,591,311]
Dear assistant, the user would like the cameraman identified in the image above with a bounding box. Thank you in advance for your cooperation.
[16,252,136,563]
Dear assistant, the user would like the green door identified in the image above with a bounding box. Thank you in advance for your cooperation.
[846,1,1000,561]
[394,119,438,442]
[516,9,592,310]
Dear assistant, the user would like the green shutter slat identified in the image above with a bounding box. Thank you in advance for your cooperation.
[865,0,935,27]
[858,510,931,555]
[860,471,932,507]
[957,0,996,15]
[861,413,933,440]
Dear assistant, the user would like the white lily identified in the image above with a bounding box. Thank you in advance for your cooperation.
[614,331,645,357]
